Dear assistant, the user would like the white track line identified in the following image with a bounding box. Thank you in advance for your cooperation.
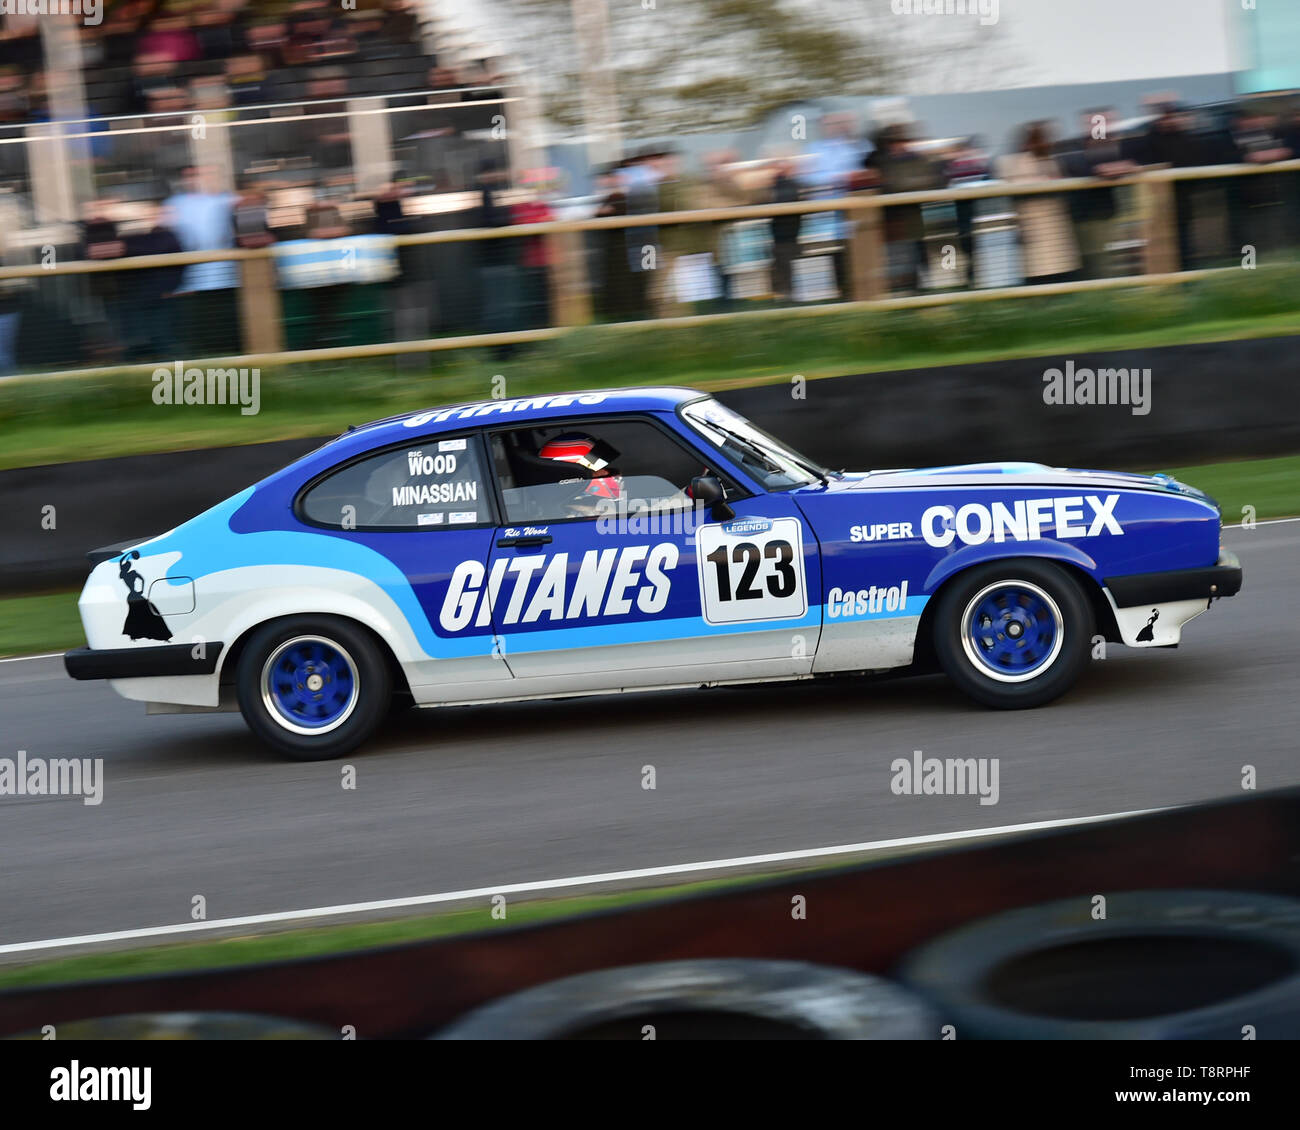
[0,807,1162,956]
[1223,517,1300,529]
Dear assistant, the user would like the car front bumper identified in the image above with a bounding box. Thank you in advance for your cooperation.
[1104,549,1242,608]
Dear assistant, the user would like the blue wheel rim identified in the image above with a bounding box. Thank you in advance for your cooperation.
[960,581,1064,682]
[261,636,359,734]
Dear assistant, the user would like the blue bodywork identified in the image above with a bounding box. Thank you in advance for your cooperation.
[125,386,1225,666]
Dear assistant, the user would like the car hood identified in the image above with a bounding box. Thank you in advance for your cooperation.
[810,461,1212,501]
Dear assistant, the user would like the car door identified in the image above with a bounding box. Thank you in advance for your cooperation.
[297,430,511,699]
[481,415,821,690]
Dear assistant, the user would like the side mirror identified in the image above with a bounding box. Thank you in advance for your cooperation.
[690,475,735,521]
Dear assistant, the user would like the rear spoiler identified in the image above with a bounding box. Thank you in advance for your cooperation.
[85,540,150,568]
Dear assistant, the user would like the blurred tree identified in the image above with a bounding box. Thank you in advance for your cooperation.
[496,0,1014,137]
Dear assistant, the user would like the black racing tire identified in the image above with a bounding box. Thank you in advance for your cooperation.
[431,958,938,1040]
[235,616,391,760]
[895,889,1300,1039]
[388,691,417,717]
[932,557,1094,709]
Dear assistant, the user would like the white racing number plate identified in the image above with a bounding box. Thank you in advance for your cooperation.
[695,516,808,625]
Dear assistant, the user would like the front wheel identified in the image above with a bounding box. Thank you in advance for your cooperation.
[235,616,391,759]
[932,560,1093,709]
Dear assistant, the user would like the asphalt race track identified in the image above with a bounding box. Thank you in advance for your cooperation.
[0,522,1294,952]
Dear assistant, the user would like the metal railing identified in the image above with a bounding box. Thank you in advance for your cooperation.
[0,85,524,222]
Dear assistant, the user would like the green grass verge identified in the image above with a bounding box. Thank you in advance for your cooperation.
[1,450,1294,660]
[1160,452,1300,526]
[0,869,812,992]
[0,591,86,658]
[2,264,1299,471]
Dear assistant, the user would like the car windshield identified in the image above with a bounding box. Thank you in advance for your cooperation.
[680,399,824,490]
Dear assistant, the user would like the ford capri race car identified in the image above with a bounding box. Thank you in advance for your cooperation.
[65,387,1243,759]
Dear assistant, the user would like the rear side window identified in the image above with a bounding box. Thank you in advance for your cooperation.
[300,435,488,529]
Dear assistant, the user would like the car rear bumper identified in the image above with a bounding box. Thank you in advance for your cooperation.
[1104,549,1242,608]
[65,642,224,681]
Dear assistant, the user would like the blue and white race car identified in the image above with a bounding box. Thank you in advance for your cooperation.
[65,387,1242,759]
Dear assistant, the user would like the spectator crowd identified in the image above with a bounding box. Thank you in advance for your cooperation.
[581,97,1300,321]
[1,0,432,118]
[2,34,1300,376]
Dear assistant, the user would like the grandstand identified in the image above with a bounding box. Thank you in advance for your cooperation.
[0,1,523,216]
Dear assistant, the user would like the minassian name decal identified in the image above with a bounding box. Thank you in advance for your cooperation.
[393,481,477,506]
[440,543,678,632]
[921,494,1122,548]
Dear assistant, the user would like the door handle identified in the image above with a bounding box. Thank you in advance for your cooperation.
[497,534,553,548]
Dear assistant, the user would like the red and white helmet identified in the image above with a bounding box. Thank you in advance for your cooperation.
[538,434,623,502]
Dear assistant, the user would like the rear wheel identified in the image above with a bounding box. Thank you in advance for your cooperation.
[933,559,1093,709]
[235,616,391,759]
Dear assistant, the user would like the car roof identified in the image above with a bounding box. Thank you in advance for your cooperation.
[347,386,708,446]
[270,386,718,484]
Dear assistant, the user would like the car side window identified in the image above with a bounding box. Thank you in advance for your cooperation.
[300,435,488,529]
[489,419,730,524]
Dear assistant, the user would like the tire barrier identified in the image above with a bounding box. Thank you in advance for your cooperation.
[896,889,1300,1039]
[432,958,939,1040]
[0,436,323,594]
[6,1011,337,1040]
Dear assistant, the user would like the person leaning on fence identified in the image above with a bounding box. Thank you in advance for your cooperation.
[1227,110,1295,261]
[79,199,129,363]
[995,121,1082,286]
[163,165,242,357]
[695,151,753,311]
[509,169,559,330]
[616,150,661,318]
[0,191,25,376]
[800,112,869,299]
[474,162,521,357]
[767,155,804,303]
[943,135,990,286]
[303,201,354,351]
[1285,109,1300,245]
[645,147,717,317]
[370,182,432,357]
[865,123,943,294]
[1058,108,1139,280]
[593,164,645,321]
[1129,103,1205,269]
[121,201,184,364]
